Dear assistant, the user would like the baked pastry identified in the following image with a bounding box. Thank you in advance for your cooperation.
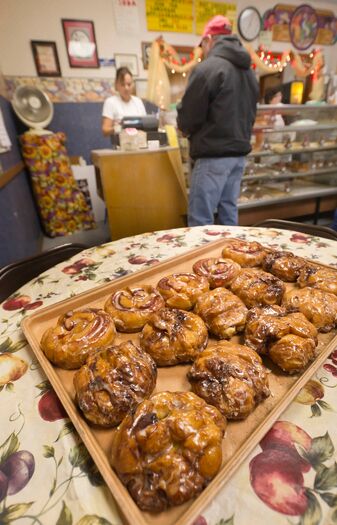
[73,340,156,427]
[104,285,165,332]
[40,308,116,369]
[262,250,307,282]
[282,287,337,333]
[192,257,241,288]
[194,287,248,339]
[244,305,318,373]
[187,341,270,419]
[221,238,266,267]
[157,272,209,310]
[230,268,285,308]
[140,307,208,366]
[297,264,337,296]
[111,391,226,512]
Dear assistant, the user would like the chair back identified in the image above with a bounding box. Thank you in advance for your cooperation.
[253,219,337,241]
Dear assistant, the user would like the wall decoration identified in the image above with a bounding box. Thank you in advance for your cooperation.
[270,4,295,42]
[196,0,237,35]
[62,19,99,68]
[238,7,262,42]
[31,41,61,77]
[315,9,336,45]
[146,0,193,33]
[262,9,277,32]
[141,42,152,70]
[289,5,318,50]
[112,0,140,34]
[115,54,139,77]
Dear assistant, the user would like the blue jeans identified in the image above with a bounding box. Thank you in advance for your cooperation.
[188,156,245,226]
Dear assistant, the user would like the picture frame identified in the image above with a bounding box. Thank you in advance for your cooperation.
[62,19,99,68]
[114,54,139,77]
[141,41,152,70]
[31,40,61,77]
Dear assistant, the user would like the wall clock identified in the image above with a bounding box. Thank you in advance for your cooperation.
[238,7,262,42]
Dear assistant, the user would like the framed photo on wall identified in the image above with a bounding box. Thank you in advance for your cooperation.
[31,41,61,77]
[115,54,139,76]
[141,41,152,70]
[62,19,99,68]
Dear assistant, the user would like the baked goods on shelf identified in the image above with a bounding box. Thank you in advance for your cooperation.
[140,307,208,366]
[230,268,285,308]
[194,287,248,339]
[221,238,266,267]
[40,308,116,369]
[192,257,241,288]
[111,391,226,512]
[297,264,337,296]
[282,287,337,333]
[244,305,318,373]
[73,340,157,427]
[157,272,209,310]
[262,250,307,282]
[104,285,165,332]
[187,341,270,419]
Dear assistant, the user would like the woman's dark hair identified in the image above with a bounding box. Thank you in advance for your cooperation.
[264,85,283,104]
[115,66,133,84]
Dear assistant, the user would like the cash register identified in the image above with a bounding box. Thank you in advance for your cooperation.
[120,115,168,146]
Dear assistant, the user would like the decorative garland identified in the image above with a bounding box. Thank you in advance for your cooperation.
[156,37,203,75]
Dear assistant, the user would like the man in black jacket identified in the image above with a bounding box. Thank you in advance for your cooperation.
[177,15,259,226]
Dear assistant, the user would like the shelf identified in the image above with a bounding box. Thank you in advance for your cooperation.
[243,166,337,182]
[249,144,337,158]
[253,123,337,134]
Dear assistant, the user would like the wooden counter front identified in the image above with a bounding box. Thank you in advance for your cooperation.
[91,147,188,240]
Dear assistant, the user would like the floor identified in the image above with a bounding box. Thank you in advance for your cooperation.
[41,220,111,250]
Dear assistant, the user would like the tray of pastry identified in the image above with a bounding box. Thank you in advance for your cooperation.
[21,237,337,525]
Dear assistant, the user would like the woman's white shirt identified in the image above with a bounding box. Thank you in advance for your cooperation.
[102,95,146,121]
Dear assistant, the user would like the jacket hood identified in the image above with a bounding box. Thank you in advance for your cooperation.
[209,35,251,69]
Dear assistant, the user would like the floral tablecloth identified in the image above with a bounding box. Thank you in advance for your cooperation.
[1,225,336,525]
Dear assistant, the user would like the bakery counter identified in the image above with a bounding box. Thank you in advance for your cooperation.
[91,147,188,240]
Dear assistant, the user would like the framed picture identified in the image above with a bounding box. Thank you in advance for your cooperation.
[289,5,319,50]
[115,54,139,76]
[62,19,99,68]
[141,41,152,70]
[31,41,61,77]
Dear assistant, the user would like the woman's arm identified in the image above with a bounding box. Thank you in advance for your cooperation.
[102,117,114,137]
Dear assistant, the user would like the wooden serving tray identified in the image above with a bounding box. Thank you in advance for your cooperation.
[21,238,337,525]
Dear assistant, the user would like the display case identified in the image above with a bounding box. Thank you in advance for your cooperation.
[239,104,337,225]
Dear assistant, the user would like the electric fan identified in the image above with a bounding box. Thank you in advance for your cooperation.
[12,85,53,134]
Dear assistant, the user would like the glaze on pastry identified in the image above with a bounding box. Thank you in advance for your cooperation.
[297,264,337,296]
[221,238,267,267]
[230,268,285,308]
[40,308,116,369]
[187,341,270,419]
[111,391,226,512]
[194,287,248,339]
[244,305,318,373]
[140,307,208,366]
[73,340,156,427]
[104,285,165,332]
[262,250,307,282]
[282,287,337,333]
[157,272,209,310]
[192,257,241,288]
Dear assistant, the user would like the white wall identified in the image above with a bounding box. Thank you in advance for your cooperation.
[0,0,336,79]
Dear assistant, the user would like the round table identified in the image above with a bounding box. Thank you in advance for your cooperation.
[1,225,336,525]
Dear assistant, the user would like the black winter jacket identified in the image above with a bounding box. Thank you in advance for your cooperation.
[177,35,259,160]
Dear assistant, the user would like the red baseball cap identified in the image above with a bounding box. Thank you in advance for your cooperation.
[201,15,232,39]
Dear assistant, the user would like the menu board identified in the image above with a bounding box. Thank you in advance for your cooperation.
[146,0,193,33]
[196,0,237,35]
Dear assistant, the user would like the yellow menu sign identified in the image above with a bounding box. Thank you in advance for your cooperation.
[196,0,237,35]
[146,0,193,33]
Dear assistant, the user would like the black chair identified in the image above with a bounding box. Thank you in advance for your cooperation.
[0,243,87,303]
[253,219,337,241]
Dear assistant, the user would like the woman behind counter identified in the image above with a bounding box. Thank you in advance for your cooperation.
[102,67,146,137]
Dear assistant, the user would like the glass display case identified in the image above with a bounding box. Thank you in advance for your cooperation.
[239,104,337,225]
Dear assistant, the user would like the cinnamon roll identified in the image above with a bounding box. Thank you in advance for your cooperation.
[104,285,165,332]
[140,307,208,366]
[192,257,241,288]
[156,272,209,310]
[111,391,226,512]
[40,308,117,369]
[282,287,337,333]
[187,340,270,419]
[262,250,307,282]
[297,264,337,296]
[230,268,285,308]
[221,238,267,267]
[73,340,157,427]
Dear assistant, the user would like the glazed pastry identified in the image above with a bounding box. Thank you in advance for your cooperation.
[262,250,307,282]
[221,238,267,267]
[244,305,318,373]
[104,285,165,332]
[282,287,337,333]
[194,287,248,339]
[297,264,337,296]
[157,272,209,310]
[192,257,241,288]
[230,268,285,308]
[73,340,156,427]
[187,341,270,419]
[111,391,226,512]
[140,308,208,366]
[40,308,116,369]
